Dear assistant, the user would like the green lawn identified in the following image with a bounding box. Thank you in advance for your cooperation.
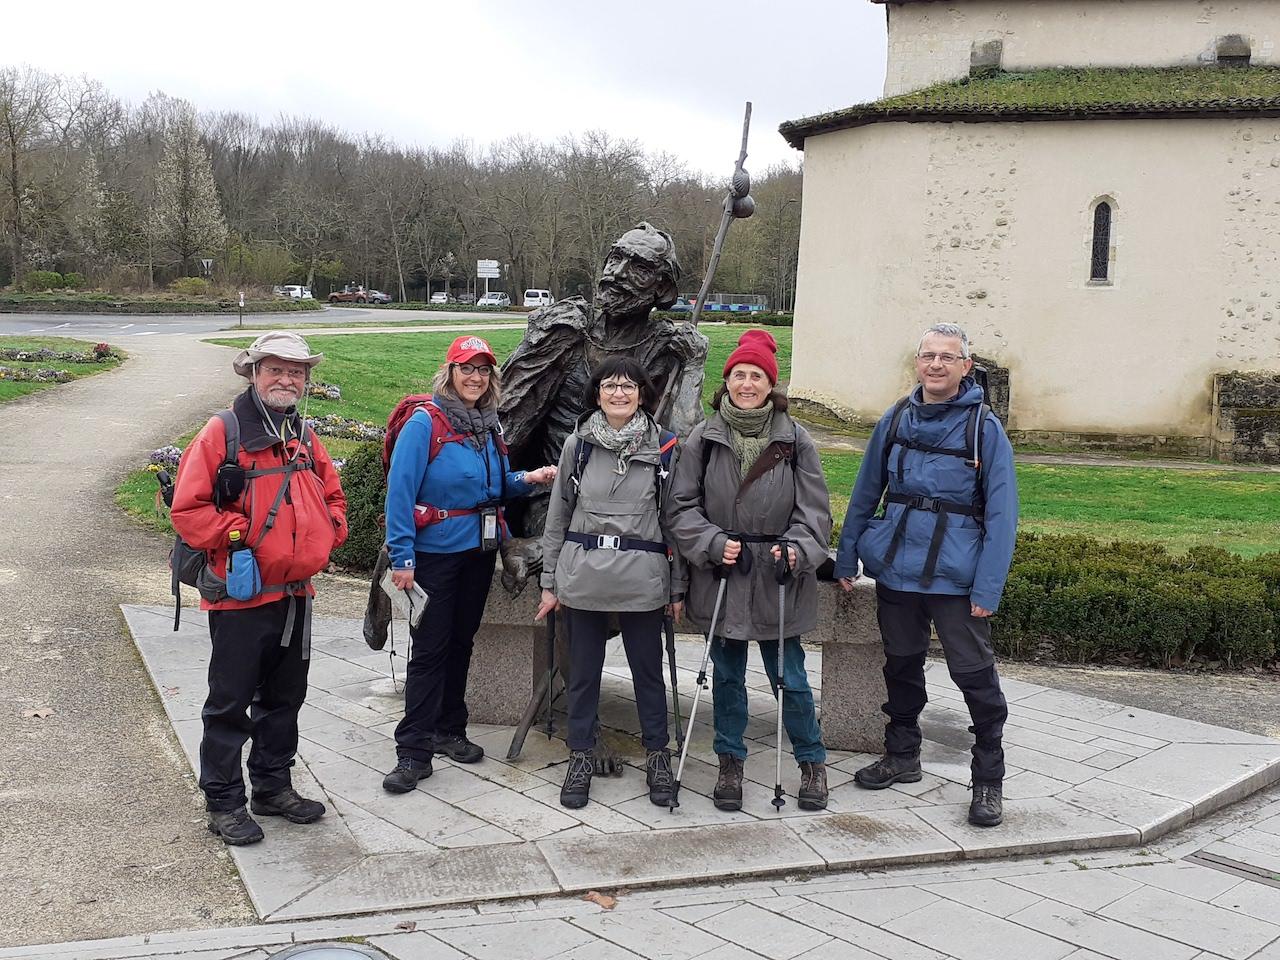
[0,336,125,403]
[822,452,1280,558]
[208,325,793,418]
[227,316,528,331]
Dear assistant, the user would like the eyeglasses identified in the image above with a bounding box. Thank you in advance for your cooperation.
[456,363,493,377]
[599,381,638,396]
[260,364,308,381]
[916,352,965,366]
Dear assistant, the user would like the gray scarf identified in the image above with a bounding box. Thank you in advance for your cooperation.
[586,409,649,475]
[433,391,500,450]
[719,398,775,477]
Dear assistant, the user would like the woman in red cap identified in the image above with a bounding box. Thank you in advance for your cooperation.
[667,328,833,811]
[382,335,557,793]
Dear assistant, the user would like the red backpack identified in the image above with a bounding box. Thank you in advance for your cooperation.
[381,394,508,476]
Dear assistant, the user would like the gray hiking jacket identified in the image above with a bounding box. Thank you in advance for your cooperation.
[666,407,832,641]
[540,412,686,612]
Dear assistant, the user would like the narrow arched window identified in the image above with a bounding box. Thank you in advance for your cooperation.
[1090,202,1112,281]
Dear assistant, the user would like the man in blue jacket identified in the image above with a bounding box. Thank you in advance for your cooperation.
[835,323,1018,827]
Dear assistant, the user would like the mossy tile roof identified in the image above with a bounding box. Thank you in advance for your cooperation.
[780,68,1280,148]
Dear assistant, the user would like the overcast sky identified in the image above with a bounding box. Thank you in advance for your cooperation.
[9,0,888,177]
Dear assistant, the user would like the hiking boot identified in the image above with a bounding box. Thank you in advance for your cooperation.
[432,733,484,764]
[969,782,1003,827]
[251,787,325,824]
[645,748,674,806]
[382,755,432,794]
[797,761,829,811]
[207,806,264,846]
[560,750,593,809]
[854,753,922,790]
[713,754,744,811]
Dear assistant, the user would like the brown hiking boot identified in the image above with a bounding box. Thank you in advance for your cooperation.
[798,761,829,810]
[713,754,744,811]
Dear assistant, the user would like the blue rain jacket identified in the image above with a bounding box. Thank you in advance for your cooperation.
[385,407,533,569]
[833,378,1018,611]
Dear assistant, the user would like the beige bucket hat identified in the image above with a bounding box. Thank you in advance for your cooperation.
[232,331,324,378]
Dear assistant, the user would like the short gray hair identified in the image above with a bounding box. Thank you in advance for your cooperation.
[918,323,970,358]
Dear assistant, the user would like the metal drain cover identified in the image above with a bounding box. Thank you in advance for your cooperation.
[269,945,386,960]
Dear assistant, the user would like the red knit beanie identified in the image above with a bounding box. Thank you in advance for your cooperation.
[723,329,779,384]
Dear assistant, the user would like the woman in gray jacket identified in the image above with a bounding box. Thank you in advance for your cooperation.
[667,329,833,811]
[537,357,685,809]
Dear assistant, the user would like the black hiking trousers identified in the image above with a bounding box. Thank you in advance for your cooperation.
[394,549,495,762]
[200,596,310,812]
[875,584,1008,784]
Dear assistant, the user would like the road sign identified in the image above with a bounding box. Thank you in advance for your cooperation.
[238,291,245,307]
[200,258,213,274]
[477,259,500,278]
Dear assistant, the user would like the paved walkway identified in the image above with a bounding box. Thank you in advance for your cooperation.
[122,604,1280,927]
[8,774,1280,958]
[0,333,258,944]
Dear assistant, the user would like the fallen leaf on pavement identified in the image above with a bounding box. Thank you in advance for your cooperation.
[22,707,54,719]
[394,920,417,932]
[583,891,617,910]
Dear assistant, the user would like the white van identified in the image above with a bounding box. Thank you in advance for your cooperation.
[523,289,553,308]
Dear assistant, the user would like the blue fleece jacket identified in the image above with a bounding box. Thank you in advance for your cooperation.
[385,406,533,569]
[833,378,1018,611]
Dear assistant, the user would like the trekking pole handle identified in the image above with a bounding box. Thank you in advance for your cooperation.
[774,539,794,585]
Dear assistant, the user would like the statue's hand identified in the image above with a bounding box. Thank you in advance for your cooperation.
[524,465,558,485]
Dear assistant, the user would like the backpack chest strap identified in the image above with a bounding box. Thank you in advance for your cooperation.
[882,492,983,589]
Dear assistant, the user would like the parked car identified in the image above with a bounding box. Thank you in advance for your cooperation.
[429,291,455,304]
[275,285,314,300]
[456,293,476,304]
[328,284,368,304]
[366,289,392,304]
[668,296,693,312]
[523,289,554,308]
[477,292,511,308]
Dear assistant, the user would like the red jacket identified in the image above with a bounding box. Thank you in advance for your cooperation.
[171,391,348,611]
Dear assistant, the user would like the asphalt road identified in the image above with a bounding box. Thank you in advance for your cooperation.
[0,305,526,339]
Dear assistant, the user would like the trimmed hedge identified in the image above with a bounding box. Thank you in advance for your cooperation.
[0,293,323,314]
[330,441,385,571]
[993,534,1277,667]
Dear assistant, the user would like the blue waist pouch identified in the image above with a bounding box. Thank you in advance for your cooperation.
[226,549,263,601]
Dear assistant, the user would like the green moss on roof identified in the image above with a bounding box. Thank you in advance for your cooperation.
[780,67,1280,147]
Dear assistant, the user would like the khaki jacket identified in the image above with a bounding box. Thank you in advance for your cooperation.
[541,413,686,612]
[666,408,832,640]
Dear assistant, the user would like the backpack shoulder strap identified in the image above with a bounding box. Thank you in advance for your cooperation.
[421,399,468,463]
[654,430,678,510]
[215,409,239,464]
[881,395,911,484]
[967,403,990,509]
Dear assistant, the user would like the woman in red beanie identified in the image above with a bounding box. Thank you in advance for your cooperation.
[667,328,833,811]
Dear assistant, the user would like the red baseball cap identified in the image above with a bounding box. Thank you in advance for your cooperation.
[447,335,496,366]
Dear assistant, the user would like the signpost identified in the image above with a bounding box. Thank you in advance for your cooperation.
[477,259,500,296]
[238,290,245,328]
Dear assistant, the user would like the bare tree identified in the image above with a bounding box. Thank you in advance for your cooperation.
[0,66,55,281]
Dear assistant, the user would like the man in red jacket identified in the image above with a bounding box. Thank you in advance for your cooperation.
[171,332,347,846]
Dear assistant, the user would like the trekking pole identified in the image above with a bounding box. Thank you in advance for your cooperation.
[772,540,794,812]
[664,614,684,752]
[544,608,557,739]
[670,566,728,812]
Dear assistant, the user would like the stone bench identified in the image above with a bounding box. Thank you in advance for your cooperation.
[465,559,886,752]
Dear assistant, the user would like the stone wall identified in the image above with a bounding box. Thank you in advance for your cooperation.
[884,0,1280,96]
[1213,372,1280,462]
[790,117,1280,447]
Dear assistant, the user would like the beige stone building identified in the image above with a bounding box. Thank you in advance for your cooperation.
[782,0,1280,460]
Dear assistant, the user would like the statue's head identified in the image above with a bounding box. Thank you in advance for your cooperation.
[595,222,681,318]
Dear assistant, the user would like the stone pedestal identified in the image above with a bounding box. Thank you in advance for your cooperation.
[811,579,887,754]
[465,557,888,753]
[464,560,543,726]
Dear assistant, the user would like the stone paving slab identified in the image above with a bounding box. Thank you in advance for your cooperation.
[123,604,1280,924]
[11,784,1280,960]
